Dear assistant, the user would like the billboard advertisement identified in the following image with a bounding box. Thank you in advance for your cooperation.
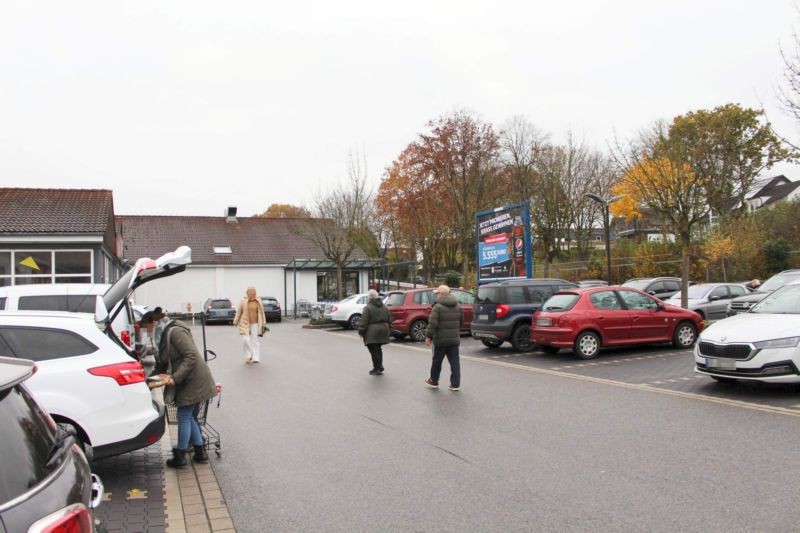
[476,204,531,282]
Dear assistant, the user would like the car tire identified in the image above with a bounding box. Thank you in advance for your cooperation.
[57,421,91,459]
[510,324,533,352]
[710,375,737,384]
[672,321,697,349]
[573,331,601,359]
[348,314,361,330]
[481,339,503,348]
[410,320,428,342]
[541,345,560,355]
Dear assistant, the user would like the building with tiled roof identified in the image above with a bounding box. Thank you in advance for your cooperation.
[0,188,124,285]
[116,209,378,314]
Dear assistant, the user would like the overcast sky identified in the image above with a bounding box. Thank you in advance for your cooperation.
[1,1,798,216]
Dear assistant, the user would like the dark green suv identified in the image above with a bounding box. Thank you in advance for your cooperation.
[471,279,577,351]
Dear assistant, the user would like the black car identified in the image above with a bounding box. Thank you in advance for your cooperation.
[727,269,800,316]
[0,356,103,532]
[203,298,235,324]
[621,277,681,299]
[471,278,578,351]
[261,296,282,322]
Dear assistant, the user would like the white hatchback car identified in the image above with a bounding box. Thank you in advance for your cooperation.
[0,246,192,460]
[324,293,369,329]
[695,282,800,383]
[0,311,162,460]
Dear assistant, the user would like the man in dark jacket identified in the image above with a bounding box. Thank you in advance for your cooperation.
[424,285,463,391]
[358,290,391,375]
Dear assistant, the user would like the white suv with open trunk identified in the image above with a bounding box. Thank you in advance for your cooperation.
[0,246,191,460]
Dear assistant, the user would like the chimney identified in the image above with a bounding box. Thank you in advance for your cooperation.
[225,206,238,223]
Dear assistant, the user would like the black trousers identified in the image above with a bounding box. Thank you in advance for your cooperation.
[430,344,460,387]
[367,344,384,370]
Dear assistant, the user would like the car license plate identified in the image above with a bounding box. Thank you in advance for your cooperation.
[706,358,736,371]
[478,314,489,320]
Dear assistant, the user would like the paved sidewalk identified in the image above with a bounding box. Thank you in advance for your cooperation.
[91,418,234,532]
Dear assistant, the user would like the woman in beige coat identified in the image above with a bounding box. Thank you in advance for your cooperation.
[233,287,267,363]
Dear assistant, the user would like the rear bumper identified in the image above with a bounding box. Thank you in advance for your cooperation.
[92,401,166,460]
[471,323,511,341]
[530,327,576,348]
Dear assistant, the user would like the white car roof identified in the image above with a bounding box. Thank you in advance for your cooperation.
[0,310,97,323]
[0,283,110,297]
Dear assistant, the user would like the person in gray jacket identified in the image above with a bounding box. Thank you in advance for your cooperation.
[424,285,463,391]
[358,289,391,375]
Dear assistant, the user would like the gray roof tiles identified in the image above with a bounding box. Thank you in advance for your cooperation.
[116,215,369,265]
[0,188,114,234]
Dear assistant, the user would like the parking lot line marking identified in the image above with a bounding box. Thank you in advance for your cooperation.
[317,330,800,419]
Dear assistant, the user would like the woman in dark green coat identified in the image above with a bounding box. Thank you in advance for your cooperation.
[358,290,391,375]
[154,319,218,468]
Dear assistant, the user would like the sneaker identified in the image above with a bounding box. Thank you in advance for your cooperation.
[369,369,381,375]
[449,385,460,391]
[245,357,252,364]
[424,378,439,388]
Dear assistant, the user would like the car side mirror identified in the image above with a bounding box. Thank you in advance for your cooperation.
[656,303,665,311]
[647,290,656,296]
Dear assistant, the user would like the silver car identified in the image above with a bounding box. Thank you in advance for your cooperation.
[667,283,748,321]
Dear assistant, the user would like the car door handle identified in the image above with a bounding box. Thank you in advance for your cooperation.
[632,316,640,321]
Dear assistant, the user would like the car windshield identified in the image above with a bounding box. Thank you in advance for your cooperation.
[758,272,800,293]
[622,279,650,290]
[541,293,580,312]
[668,285,710,299]
[750,285,800,314]
[476,287,501,304]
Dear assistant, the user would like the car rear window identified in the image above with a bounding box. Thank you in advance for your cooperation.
[477,287,502,304]
[262,298,278,304]
[210,300,233,309]
[18,294,97,313]
[541,294,579,311]
[0,327,98,361]
[0,384,57,505]
[384,293,405,306]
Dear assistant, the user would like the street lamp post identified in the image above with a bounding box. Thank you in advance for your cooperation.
[584,194,625,285]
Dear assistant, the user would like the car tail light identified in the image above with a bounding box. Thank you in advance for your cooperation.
[29,503,92,533]
[496,304,510,319]
[88,361,146,385]
[120,330,132,347]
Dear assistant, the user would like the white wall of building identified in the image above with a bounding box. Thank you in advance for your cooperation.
[131,265,360,315]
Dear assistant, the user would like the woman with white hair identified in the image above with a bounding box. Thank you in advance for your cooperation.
[233,286,267,364]
[357,289,391,375]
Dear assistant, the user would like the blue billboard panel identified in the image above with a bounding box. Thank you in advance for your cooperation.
[476,204,531,282]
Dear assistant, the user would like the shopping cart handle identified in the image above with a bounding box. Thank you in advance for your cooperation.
[205,349,217,361]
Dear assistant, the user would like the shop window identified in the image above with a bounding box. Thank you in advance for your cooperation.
[5,250,92,285]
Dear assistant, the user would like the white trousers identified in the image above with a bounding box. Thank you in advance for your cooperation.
[242,323,261,362]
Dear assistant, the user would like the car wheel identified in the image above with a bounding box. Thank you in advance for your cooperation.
[348,314,361,330]
[510,324,533,352]
[57,421,91,458]
[673,321,697,349]
[541,345,560,355]
[481,339,503,348]
[573,331,601,360]
[410,320,428,342]
[710,376,737,384]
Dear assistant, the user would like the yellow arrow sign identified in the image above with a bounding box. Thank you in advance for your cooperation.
[19,256,40,271]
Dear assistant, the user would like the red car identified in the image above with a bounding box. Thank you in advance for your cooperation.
[384,288,475,341]
[530,286,703,359]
